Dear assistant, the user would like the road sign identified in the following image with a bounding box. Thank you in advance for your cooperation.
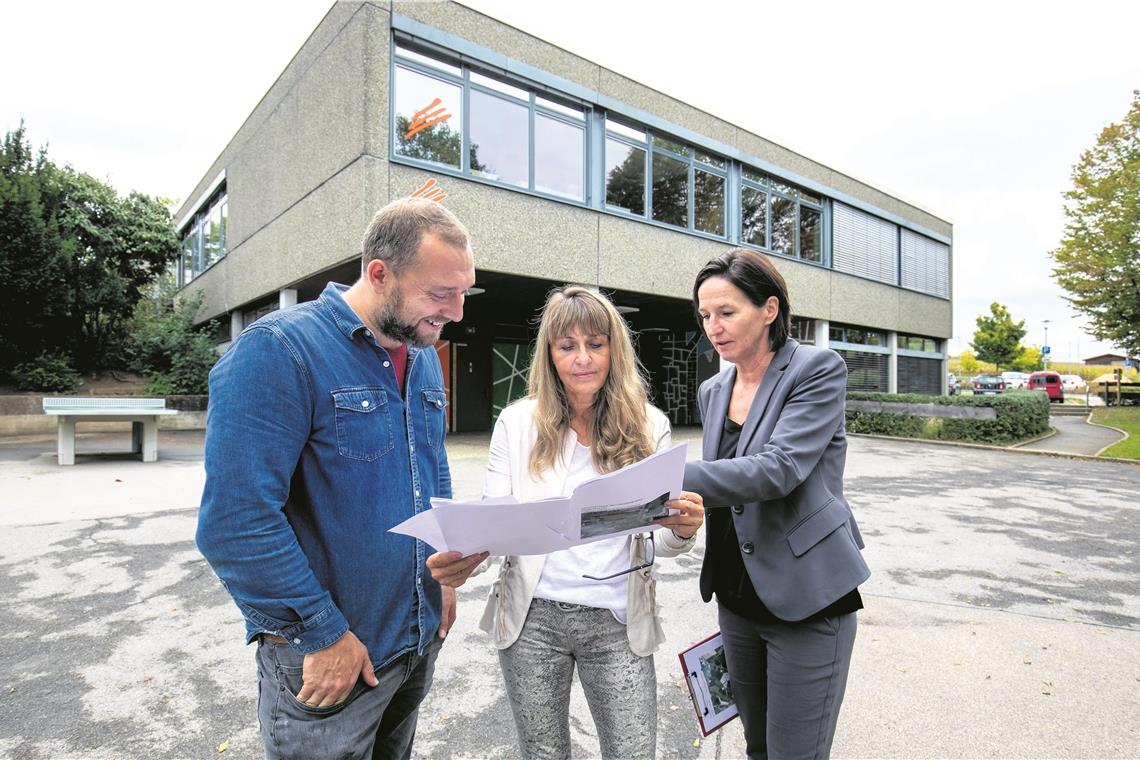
[1042,345,1051,354]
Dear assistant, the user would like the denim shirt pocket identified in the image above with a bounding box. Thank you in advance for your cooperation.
[332,387,394,461]
[421,389,447,449]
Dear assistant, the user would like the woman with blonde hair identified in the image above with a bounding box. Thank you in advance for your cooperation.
[434,285,704,759]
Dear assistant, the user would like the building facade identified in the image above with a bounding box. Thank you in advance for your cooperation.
[174,1,953,432]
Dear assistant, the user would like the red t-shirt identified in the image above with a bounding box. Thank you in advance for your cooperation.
[388,343,408,395]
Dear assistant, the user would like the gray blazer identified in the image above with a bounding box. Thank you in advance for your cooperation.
[683,338,870,621]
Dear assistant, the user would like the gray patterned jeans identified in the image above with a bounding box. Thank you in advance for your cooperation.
[498,598,657,759]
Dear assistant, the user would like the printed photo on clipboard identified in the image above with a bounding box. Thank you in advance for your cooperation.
[677,631,738,736]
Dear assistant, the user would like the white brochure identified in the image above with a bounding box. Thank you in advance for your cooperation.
[389,442,687,555]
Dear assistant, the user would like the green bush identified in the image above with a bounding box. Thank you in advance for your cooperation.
[126,286,219,395]
[12,352,82,393]
[846,390,1050,445]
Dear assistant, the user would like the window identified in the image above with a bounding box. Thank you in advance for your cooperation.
[394,64,463,168]
[651,151,688,226]
[897,333,940,354]
[836,350,889,392]
[694,160,725,235]
[603,120,726,236]
[741,185,767,247]
[535,111,584,199]
[898,355,942,395]
[178,188,227,287]
[469,88,528,187]
[832,202,897,284]
[394,43,586,201]
[901,229,950,298]
[740,169,825,262]
[770,194,795,254]
[605,135,646,214]
[829,323,887,347]
[800,205,821,262]
[831,320,890,391]
[789,316,816,345]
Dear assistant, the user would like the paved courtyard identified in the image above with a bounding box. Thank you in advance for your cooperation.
[0,430,1138,758]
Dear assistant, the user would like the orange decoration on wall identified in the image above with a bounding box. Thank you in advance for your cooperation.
[404,98,451,139]
[411,178,447,203]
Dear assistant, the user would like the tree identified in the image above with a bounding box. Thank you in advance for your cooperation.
[971,302,1026,371]
[1010,345,1044,373]
[394,116,483,172]
[0,124,69,372]
[958,348,981,375]
[0,125,178,379]
[126,282,218,395]
[1050,90,1140,361]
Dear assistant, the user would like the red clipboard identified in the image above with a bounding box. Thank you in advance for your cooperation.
[677,630,739,736]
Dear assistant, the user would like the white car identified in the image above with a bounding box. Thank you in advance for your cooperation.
[1060,374,1086,392]
[1000,371,1029,390]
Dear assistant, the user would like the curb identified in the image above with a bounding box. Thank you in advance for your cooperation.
[847,432,1140,467]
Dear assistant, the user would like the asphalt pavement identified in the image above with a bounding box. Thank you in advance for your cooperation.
[1016,413,1126,456]
[0,428,1138,759]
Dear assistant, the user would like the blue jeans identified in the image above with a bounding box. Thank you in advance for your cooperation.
[256,636,442,760]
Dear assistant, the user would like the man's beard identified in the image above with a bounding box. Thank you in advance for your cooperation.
[377,284,441,348]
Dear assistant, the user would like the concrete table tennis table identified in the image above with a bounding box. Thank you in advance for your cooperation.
[42,397,179,465]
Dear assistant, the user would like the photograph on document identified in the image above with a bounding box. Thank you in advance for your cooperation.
[700,647,734,712]
[579,491,670,540]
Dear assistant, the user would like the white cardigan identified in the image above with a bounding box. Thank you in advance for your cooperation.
[477,398,696,656]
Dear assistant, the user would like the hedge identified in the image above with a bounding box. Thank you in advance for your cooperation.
[845,390,1050,445]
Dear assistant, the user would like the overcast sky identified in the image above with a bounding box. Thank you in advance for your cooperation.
[3,0,1137,362]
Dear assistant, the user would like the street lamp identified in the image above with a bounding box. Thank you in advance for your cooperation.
[1042,319,1052,369]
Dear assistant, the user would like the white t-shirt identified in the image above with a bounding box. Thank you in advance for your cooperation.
[532,442,632,623]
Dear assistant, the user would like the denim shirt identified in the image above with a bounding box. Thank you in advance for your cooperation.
[196,282,451,668]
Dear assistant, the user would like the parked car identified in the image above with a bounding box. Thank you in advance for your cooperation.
[973,375,1007,395]
[947,373,960,395]
[1027,371,1064,402]
[1060,374,1086,392]
[1000,371,1029,390]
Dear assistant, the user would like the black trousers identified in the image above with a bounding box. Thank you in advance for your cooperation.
[718,603,857,760]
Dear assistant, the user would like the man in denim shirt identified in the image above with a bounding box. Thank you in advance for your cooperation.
[197,198,487,759]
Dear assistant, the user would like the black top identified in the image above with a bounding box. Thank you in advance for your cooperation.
[709,416,863,623]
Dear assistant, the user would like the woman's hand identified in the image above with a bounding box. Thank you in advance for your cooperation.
[658,491,705,539]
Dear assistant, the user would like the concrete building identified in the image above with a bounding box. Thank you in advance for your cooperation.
[174,0,953,432]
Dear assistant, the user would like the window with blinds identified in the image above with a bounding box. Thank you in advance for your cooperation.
[831,202,898,285]
[836,349,888,392]
[901,229,950,298]
[898,355,942,395]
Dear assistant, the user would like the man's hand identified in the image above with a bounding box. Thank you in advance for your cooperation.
[658,490,706,539]
[439,585,456,639]
[426,550,489,588]
[296,630,378,708]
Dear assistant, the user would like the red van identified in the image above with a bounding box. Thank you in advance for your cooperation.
[1027,371,1064,402]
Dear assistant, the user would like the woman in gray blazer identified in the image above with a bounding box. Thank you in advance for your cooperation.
[683,248,870,760]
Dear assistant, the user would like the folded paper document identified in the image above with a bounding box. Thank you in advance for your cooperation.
[389,442,687,555]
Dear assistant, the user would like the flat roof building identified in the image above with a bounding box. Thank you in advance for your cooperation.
[174,0,953,432]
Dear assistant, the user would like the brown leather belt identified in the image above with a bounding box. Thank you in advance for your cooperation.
[261,633,289,644]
